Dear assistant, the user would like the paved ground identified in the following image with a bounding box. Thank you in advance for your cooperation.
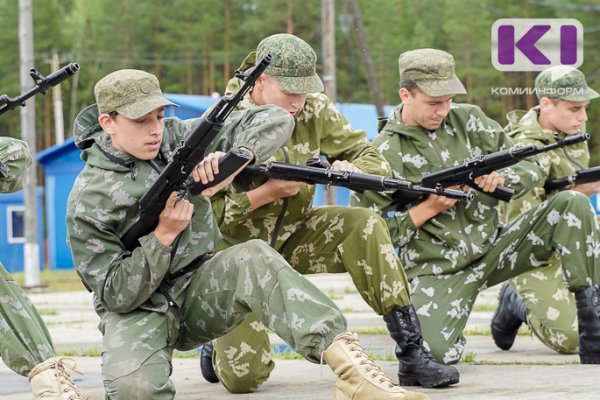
[1,274,595,400]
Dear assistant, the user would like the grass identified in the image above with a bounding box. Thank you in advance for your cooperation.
[12,269,88,292]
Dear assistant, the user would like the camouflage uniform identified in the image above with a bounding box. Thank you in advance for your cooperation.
[352,49,600,364]
[499,66,600,354]
[208,34,413,393]
[66,70,350,399]
[0,137,55,376]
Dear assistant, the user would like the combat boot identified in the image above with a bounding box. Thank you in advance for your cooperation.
[384,305,459,388]
[575,285,600,364]
[28,357,87,399]
[199,342,220,383]
[491,283,528,350]
[323,332,428,400]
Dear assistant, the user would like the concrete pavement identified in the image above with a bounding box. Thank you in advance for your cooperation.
[1,274,594,400]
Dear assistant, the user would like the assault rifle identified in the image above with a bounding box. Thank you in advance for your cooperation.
[392,132,589,207]
[121,55,272,251]
[0,63,79,116]
[188,155,473,204]
[544,166,600,192]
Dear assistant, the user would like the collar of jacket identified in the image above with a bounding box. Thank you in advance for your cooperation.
[380,103,449,140]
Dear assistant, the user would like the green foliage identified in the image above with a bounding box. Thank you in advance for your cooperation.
[0,0,597,163]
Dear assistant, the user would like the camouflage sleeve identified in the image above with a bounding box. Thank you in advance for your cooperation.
[0,137,32,193]
[500,137,552,223]
[316,95,391,175]
[475,108,545,199]
[67,179,172,313]
[171,105,294,166]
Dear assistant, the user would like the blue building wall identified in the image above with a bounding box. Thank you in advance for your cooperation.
[38,140,85,269]
[0,188,44,273]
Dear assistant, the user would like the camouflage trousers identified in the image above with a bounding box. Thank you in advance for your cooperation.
[410,191,600,364]
[213,206,411,393]
[0,262,54,376]
[508,214,600,354]
[509,258,578,353]
[101,239,346,399]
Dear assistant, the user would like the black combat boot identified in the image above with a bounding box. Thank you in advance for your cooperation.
[200,342,220,383]
[575,285,600,364]
[491,283,528,351]
[383,305,460,388]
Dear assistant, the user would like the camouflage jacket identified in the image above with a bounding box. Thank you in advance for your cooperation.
[211,52,391,249]
[351,103,543,278]
[66,104,292,315]
[0,137,32,193]
[501,106,589,222]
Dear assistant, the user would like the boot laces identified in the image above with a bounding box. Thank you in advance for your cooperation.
[344,333,398,389]
[30,357,87,399]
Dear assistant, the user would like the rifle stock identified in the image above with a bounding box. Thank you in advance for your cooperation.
[121,55,272,251]
[544,165,600,192]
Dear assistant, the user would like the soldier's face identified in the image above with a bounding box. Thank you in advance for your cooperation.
[539,98,589,135]
[399,88,453,130]
[99,107,165,160]
[252,75,308,116]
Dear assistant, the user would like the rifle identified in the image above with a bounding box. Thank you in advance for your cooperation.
[0,63,79,116]
[188,156,473,204]
[121,54,272,251]
[393,132,589,207]
[544,166,600,192]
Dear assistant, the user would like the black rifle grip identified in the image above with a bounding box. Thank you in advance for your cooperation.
[188,148,254,196]
[488,184,514,202]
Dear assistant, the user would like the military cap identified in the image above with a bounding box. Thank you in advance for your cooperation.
[535,66,599,101]
[94,69,177,119]
[256,33,324,94]
[398,48,466,97]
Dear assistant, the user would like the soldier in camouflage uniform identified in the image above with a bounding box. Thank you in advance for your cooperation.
[1,137,86,399]
[66,68,427,400]
[352,48,600,365]
[199,33,459,392]
[492,66,600,354]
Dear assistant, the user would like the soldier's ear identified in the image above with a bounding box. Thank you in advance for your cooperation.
[399,88,412,104]
[539,97,554,112]
[98,113,117,135]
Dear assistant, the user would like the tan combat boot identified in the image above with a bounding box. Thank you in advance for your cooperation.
[28,357,87,399]
[323,332,429,400]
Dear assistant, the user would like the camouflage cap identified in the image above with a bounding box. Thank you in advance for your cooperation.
[94,69,177,119]
[256,33,324,94]
[398,48,466,97]
[535,66,599,101]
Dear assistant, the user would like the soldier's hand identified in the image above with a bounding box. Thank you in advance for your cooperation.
[154,192,195,246]
[331,160,363,173]
[408,185,462,228]
[572,180,600,196]
[263,178,306,199]
[474,172,505,193]
[192,148,254,197]
[192,151,226,184]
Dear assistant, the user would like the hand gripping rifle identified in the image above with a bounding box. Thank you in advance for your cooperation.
[392,132,590,207]
[0,63,80,116]
[188,155,473,204]
[544,165,600,192]
[120,54,272,251]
